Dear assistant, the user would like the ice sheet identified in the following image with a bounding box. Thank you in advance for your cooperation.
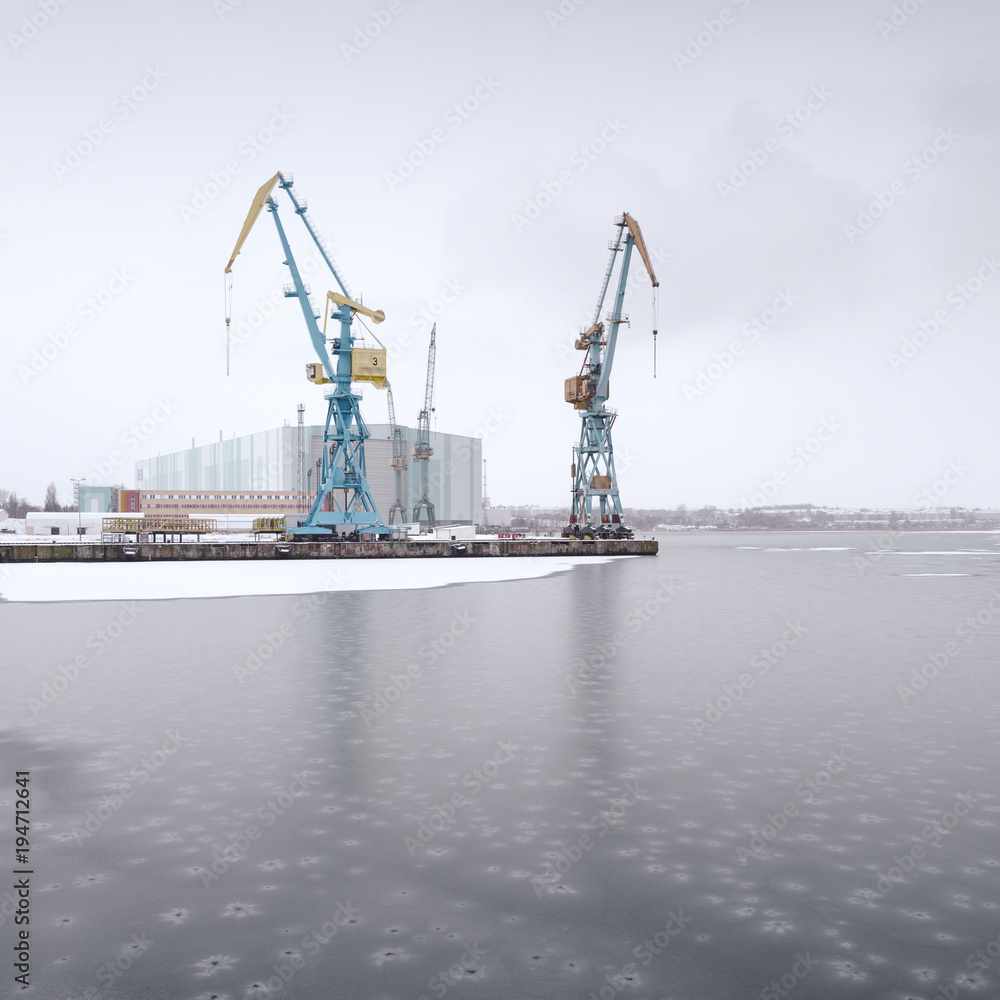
[762,546,856,552]
[0,555,624,604]
[869,549,996,555]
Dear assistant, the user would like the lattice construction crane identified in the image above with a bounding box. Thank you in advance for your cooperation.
[563,212,659,540]
[385,382,408,525]
[224,171,390,539]
[412,324,436,528]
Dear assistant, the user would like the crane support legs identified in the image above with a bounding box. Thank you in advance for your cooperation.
[388,468,407,524]
[287,390,389,539]
[412,457,436,529]
[564,409,632,540]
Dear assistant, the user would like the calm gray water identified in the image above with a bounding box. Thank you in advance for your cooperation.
[2,531,999,1000]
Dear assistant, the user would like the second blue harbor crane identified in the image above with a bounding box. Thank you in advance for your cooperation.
[563,212,659,540]
[384,381,408,525]
[225,171,390,540]
[412,324,437,528]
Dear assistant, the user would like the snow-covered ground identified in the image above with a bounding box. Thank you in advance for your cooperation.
[0,555,623,603]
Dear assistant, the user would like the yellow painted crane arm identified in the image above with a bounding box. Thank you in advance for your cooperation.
[326,290,385,325]
[224,171,282,273]
[622,212,659,287]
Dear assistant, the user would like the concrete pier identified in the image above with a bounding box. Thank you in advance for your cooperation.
[0,538,657,563]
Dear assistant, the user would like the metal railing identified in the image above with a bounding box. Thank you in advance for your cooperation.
[102,516,218,534]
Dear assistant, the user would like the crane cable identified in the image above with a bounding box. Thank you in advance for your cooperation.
[224,272,233,376]
[353,312,387,349]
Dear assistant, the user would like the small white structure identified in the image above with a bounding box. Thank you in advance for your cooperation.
[432,523,476,541]
[26,512,104,536]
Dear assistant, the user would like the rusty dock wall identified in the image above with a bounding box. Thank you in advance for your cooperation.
[0,538,657,563]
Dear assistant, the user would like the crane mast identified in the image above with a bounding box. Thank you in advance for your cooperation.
[224,171,389,539]
[563,212,659,540]
[412,324,437,529]
[385,382,408,524]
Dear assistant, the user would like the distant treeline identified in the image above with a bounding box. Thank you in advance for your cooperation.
[0,483,70,519]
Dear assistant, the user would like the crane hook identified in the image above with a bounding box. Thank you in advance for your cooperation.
[652,284,659,379]
[224,272,234,376]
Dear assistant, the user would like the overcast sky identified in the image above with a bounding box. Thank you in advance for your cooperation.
[2,0,998,510]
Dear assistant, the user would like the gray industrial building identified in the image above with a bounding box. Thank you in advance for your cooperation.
[135,424,482,525]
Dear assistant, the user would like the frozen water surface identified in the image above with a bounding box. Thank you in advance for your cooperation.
[1,530,999,999]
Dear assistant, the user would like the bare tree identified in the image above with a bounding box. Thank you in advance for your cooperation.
[44,482,60,511]
[5,491,27,519]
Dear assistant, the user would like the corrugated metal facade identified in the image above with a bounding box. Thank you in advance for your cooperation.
[136,424,482,524]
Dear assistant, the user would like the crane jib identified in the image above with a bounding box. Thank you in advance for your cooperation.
[224,171,281,273]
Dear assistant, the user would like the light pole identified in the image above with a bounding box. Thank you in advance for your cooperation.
[70,478,86,540]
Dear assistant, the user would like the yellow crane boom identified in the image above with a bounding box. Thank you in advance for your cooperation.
[222,171,281,375]
[622,212,659,288]
[622,211,660,375]
[225,171,281,275]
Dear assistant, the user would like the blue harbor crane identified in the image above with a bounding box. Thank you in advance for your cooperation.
[224,172,390,540]
[412,324,437,529]
[563,213,659,540]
